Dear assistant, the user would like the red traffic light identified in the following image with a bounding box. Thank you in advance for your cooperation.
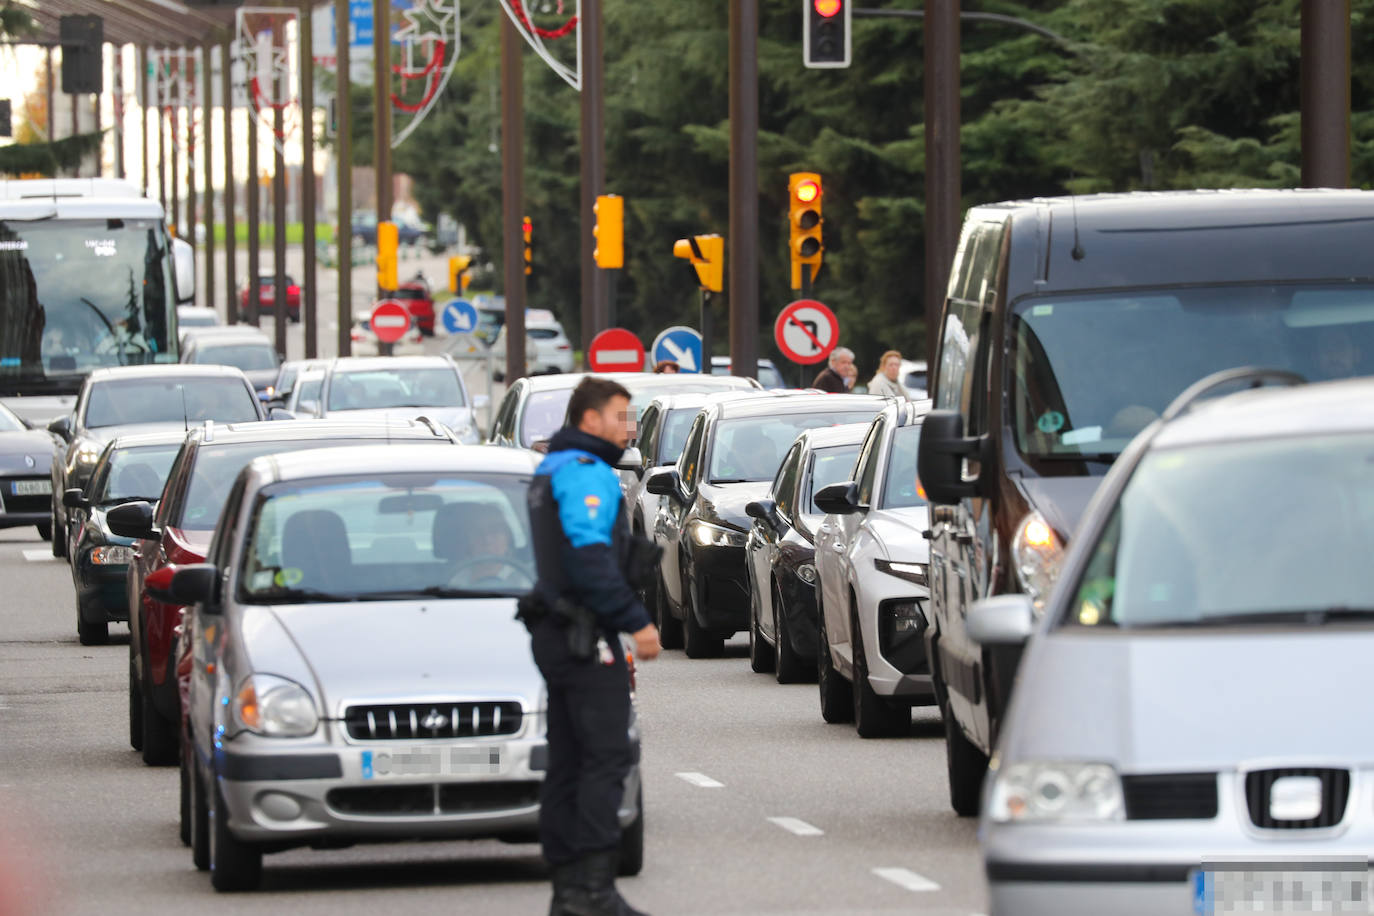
[794,179,821,204]
[522,217,532,241]
[814,0,841,18]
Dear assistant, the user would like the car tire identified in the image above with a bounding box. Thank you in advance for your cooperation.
[190,757,210,870]
[852,606,909,739]
[76,594,109,646]
[656,575,683,651]
[816,607,853,724]
[36,521,51,541]
[141,650,180,766]
[747,580,775,674]
[129,645,144,751]
[617,786,644,877]
[945,702,989,817]
[773,582,809,684]
[50,502,66,558]
[210,779,261,891]
[682,578,723,659]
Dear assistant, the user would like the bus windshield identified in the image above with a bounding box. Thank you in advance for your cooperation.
[0,217,178,395]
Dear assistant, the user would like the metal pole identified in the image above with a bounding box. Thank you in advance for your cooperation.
[114,46,125,179]
[222,38,238,326]
[301,5,318,359]
[202,45,215,315]
[186,59,197,285]
[139,45,149,196]
[924,0,960,370]
[501,14,526,383]
[247,100,260,325]
[170,97,180,235]
[45,47,54,143]
[1301,0,1351,188]
[158,90,167,211]
[272,31,288,360]
[373,0,392,226]
[579,0,606,349]
[728,0,759,381]
[336,0,353,357]
[92,88,101,177]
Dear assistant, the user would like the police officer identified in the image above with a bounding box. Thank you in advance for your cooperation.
[525,376,661,916]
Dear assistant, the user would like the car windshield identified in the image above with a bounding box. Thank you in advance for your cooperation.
[657,407,700,465]
[196,343,279,372]
[239,472,533,602]
[1067,433,1374,629]
[178,313,217,328]
[85,377,259,428]
[806,444,862,514]
[626,378,753,416]
[882,425,927,509]
[521,389,573,447]
[0,404,23,431]
[711,363,784,388]
[94,443,179,502]
[709,411,879,483]
[1011,285,1374,460]
[327,367,464,410]
[293,377,322,409]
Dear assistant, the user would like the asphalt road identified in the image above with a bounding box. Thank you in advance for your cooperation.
[0,525,986,916]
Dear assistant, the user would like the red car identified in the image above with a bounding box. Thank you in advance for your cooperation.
[393,278,435,336]
[239,274,301,323]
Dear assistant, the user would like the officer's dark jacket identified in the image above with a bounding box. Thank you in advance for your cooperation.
[529,427,652,635]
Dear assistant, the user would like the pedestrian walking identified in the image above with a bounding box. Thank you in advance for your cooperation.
[520,376,662,916]
[810,347,854,392]
[868,350,909,399]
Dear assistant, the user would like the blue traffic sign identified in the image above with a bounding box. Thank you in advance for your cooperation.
[651,326,703,374]
[441,298,480,335]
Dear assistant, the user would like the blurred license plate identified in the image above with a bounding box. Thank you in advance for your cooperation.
[361,746,502,779]
[1193,861,1371,914]
[12,480,50,496]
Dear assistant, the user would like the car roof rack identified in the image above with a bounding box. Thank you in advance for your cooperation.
[1160,367,1307,422]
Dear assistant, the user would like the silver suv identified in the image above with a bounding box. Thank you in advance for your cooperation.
[172,444,643,891]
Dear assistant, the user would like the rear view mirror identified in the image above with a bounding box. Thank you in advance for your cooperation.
[145,564,177,603]
[616,447,643,472]
[268,407,296,421]
[645,470,680,499]
[813,481,860,516]
[106,501,159,540]
[917,410,983,505]
[967,594,1035,646]
[48,415,73,442]
[745,499,778,527]
[170,564,219,607]
[171,237,195,304]
[62,488,88,510]
[379,492,444,514]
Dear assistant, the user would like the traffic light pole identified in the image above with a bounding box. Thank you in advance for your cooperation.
[501,14,527,383]
[302,4,319,359]
[1301,0,1351,188]
[923,0,959,371]
[247,106,261,326]
[335,0,353,357]
[728,0,760,381]
[700,290,714,375]
[273,42,289,360]
[580,0,608,351]
[222,37,237,327]
[373,0,393,235]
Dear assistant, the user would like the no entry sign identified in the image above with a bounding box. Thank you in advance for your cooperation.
[774,299,839,365]
[370,300,412,344]
[588,328,646,373]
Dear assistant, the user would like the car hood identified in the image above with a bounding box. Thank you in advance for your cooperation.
[1005,629,1374,773]
[245,598,544,716]
[85,422,196,446]
[866,506,931,559]
[699,481,773,530]
[0,429,55,470]
[2,395,77,427]
[325,406,475,430]
[1015,475,1104,542]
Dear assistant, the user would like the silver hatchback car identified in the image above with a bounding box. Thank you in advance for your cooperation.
[172,445,643,891]
[972,372,1374,916]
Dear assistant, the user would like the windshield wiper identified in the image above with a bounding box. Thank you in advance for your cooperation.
[347,586,515,600]
[709,478,754,484]
[255,587,362,603]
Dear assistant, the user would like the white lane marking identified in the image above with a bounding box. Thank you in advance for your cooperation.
[22,550,58,562]
[674,771,724,789]
[767,816,824,836]
[872,867,941,892]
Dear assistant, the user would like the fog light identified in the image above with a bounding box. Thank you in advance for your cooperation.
[256,791,303,821]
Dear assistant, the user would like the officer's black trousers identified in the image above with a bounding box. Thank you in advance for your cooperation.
[531,619,634,867]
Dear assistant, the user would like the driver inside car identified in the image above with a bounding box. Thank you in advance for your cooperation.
[447,503,528,588]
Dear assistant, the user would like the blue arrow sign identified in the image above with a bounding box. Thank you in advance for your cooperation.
[651,326,703,374]
[442,298,480,335]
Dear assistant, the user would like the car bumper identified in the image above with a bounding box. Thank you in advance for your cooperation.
[986,876,1192,916]
[690,544,751,633]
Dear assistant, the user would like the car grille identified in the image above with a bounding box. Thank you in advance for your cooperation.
[1,477,49,514]
[327,781,541,817]
[1121,773,1218,820]
[344,701,524,741]
[1245,767,1350,830]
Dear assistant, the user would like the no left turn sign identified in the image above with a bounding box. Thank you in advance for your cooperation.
[774,299,839,365]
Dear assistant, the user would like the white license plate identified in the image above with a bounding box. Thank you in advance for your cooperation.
[361,746,503,779]
[12,480,50,496]
[1194,863,1370,914]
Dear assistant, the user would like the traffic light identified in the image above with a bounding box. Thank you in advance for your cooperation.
[448,254,471,294]
[376,220,399,291]
[522,216,533,276]
[593,194,624,269]
[673,234,724,294]
[803,0,851,69]
[60,15,104,94]
[788,172,823,290]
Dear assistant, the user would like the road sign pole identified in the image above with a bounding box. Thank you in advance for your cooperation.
[924,0,960,371]
[336,0,353,356]
[729,0,760,382]
[580,0,608,353]
[247,101,260,325]
[302,4,319,360]
[501,13,527,382]
[700,290,713,372]
[221,36,238,327]
[273,26,289,360]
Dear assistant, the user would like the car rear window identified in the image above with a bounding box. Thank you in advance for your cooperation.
[528,328,560,340]
[86,378,259,428]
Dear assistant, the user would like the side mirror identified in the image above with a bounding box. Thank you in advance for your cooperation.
[814,481,860,516]
[145,564,178,603]
[645,469,681,499]
[967,594,1035,646]
[62,488,88,510]
[47,414,73,441]
[530,437,552,455]
[472,394,491,410]
[171,237,195,304]
[170,563,219,607]
[268,407,296,421]
[745,499,779,526]
[917,410,984,504]
[106,500,159,541]
[616,447,643,472]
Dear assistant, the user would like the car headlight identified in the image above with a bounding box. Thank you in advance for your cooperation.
[231,674,319,738]
[690,520,747,548]
[875,558,928,586]
[797,562,818,584]
[69,444,101,474]
[91,545,135,566]
[987,761,1125,824]
[1012,510,1065,616]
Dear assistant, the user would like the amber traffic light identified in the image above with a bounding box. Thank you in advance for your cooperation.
[788,172,823,290]
[376,220,399,291]
[593,194,624,269]
[448,254,472,294]
[673,234,724,294]
[522,216,532,276]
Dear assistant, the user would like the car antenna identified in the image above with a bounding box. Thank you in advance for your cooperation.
[180,385,189,432]
[1069,172,1086,261]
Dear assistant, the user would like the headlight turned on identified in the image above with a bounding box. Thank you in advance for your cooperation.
[875,558,928,586]
[232,674,320,738]
[987,761,1125,824]
[1012,511,1065,616]
[690,521,746,548]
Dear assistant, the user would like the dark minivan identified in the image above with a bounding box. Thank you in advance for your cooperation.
[917,189,1374,816]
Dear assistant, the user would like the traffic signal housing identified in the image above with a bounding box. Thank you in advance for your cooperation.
[673,234,724,294]
[376,220,399,291]
[593,194,624,269]
[448,254,472,294]
[789,172,823,290]
[803,0,851,68]
[60,15,104,94]
[523,216,532,276]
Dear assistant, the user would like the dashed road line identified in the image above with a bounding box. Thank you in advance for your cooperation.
[872,867,941,892]
[674,771,724,789]
[767,816,824,836]
[21,550,58,563]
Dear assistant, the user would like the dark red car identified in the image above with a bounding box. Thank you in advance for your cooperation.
[238,274,301,323]
[394,278,435,336]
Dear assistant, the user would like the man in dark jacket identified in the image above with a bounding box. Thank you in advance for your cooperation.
[810,346,855,392]
[526,376,661,916]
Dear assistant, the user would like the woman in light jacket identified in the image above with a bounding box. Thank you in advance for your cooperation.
[867,349,909,399]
